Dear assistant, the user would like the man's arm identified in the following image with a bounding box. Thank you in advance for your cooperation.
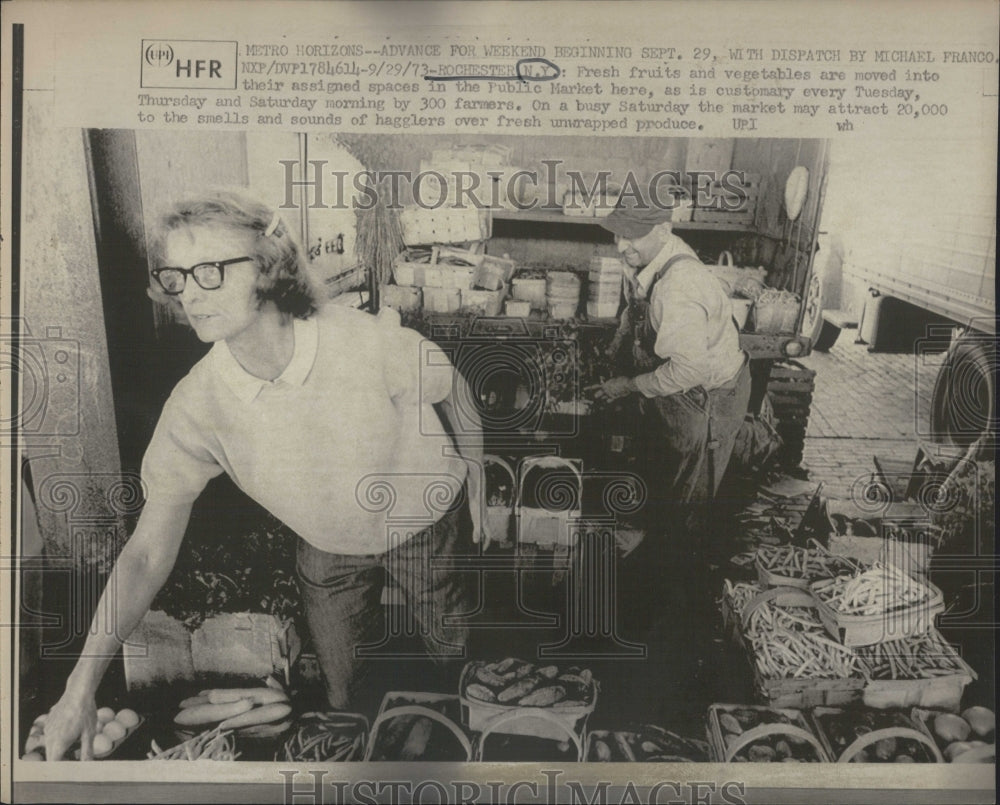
[44,498,193,760]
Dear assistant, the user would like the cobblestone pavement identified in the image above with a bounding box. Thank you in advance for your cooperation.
[798,335,946,501]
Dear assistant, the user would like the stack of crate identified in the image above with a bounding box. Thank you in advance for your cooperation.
[767,360,816,468]
[685,172,759,227]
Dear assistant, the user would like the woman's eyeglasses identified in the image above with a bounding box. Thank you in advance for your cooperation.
[151,256,254,295]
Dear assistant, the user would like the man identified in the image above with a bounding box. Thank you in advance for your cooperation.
[591,192,751,560]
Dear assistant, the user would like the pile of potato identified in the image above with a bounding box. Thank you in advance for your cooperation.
[589,725,709,762]
[930,707,995,763]
[22,706,141,760]
[368,696,469,761]
[715,706,825,762]
[816,709,937,763]
[463,658,594,708]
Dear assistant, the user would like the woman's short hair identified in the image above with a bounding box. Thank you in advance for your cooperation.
[154,187,317,318]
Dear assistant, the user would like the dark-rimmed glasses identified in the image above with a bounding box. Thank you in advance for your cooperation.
[151,257,254,295]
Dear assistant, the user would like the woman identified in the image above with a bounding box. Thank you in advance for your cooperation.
[44,188,485,759]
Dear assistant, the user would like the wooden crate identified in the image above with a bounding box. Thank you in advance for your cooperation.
[365,691,472,761]
[810,576,946,648]
[707,703,830,762]
[767,360,816,468]
[729,585,866,710]
[379,283,422,312]
[459,661,596,743]
[687,172,759,226]
[810,706,944,763]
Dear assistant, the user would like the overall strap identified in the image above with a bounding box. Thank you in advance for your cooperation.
[645,253,703,297]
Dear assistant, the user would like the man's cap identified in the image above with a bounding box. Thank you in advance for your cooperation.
[600,186,674,239]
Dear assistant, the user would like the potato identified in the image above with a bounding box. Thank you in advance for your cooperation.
[933,713,971,743]
[873,737,898,761]
[944,741,973,761]
[719,713,743,735]
[593,739,612,761]
[961,706,995,739]
[747,744,776,762]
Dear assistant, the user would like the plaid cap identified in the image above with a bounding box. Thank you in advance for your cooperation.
[600,187,674,239]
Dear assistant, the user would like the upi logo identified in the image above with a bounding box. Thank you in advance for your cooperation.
[143,42,175,68]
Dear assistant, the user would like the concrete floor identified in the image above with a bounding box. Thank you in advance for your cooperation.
[800,335,946,501]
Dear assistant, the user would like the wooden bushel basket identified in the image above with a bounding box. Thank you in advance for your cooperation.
[459,662,596,743]
[516,456,583,547]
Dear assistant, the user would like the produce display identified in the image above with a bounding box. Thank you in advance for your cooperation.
[912,707,996,763]
[148,726,238,761]
[588,725,709,762]
[722,580,765,619]
[710,705,827,762]
[755,544,859,587]
[811,563,934,617]
[367,695,470,761]
[22,707,142,761]
[173,680,292,738]
[276,712,368,762]
[742,594,864,681]
[812,708,941,763]
[537,323,616,406]
[853,631,973,681]
[462,658,595,708]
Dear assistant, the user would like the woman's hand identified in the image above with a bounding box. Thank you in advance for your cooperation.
[43,692,98,761]
[466,465,487,549]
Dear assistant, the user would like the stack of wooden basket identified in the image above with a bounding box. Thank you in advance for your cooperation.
[545,271,582,319]
[587,256,624,319]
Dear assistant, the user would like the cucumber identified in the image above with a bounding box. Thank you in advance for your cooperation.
[174,699,253,726]
[217,702,293,731]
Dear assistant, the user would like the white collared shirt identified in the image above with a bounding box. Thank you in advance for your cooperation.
[630,236,745,398]
[141,306,467,554]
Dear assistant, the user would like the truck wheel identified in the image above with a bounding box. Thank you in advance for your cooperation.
[930,335,996,454]
[801,259,841,351]
[812,319,841,352]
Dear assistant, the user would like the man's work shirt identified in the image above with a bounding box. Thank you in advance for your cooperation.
[631,235,746,398]
[141,306,467,555]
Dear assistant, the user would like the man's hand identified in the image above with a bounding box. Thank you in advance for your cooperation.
[588,376,638,403]
[44,692,98,761]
